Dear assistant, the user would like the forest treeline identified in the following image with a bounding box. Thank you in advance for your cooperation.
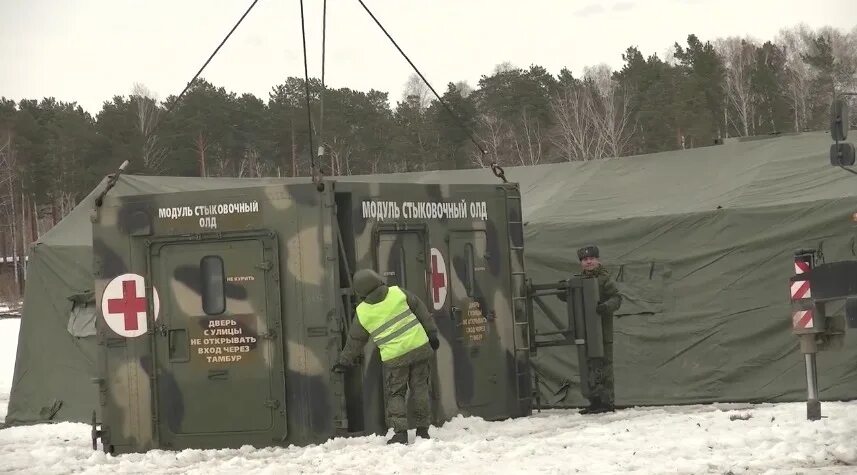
[0,23,856,297]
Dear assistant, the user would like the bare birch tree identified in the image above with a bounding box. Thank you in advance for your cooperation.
[212,158,230,177]
[815,26,857,93]
[549,83,603,161]
[716,37,757,136]
[585,64,637,158]
[777,25,814,132]
[56,190,76,218]
[194,132,208,177]
[0,135,12,211]
[403,73,431,111]
[471,112,508,167]
[0,133,19,293]
[237,147,272,177]
[325,135,353,176]
[598,85,636,158]
[132,83,168,173]
[512,108,543,166]
[846,26,857,127]
[454,81,474,98]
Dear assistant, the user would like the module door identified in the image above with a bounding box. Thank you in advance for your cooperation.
[149,235,285,448]
[361,231,428,432]
[449,230,500,409]
[376,231,427,297]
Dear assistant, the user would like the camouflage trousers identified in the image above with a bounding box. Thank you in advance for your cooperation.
[585,343,614,407]
[584,312,614,407]
[383,358,431,432]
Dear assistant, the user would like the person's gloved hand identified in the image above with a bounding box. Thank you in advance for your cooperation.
[557,281,568,302]
[596,303,607,315]
[429,335,440,350]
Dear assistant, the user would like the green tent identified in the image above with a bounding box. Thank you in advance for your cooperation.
[7,130,857,425]
[5,176,286,425]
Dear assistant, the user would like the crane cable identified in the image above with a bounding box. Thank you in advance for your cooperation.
[151,0,261,140]
[298,0,323,189]
[130,0,504,187]
[355,0,507,183]
[319,0,327,174]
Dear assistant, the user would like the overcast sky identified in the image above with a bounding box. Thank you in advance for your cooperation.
[1,0,854,115]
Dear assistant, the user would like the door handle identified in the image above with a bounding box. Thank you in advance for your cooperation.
[208,369,228,381]
[450,306,461,321]
[168,329,189,362]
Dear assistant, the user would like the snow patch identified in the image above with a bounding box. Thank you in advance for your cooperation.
[0,317,20,421]
[2,402,857,474]
[3,318,857,473]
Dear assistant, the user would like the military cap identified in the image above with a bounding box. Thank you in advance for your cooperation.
[577,245,600,261]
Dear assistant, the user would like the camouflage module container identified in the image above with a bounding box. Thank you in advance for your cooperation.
[91,179,532,454]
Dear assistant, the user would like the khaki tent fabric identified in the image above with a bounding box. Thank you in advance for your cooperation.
[5,177,286,425]
[7,131,857,425]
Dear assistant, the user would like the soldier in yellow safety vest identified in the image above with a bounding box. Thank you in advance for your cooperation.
[332,268,440,445]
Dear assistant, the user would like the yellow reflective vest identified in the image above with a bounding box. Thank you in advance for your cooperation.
[356,286,429,361]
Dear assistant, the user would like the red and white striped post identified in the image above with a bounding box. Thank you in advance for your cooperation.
[791,249,821,421]
[791,256,814,331]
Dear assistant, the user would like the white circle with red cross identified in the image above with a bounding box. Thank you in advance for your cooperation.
[100,273,160,338]
[429,247,448,310]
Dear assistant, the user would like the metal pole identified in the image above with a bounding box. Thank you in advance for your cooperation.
[801,335,821,421]
[793,250,822,421]
[805,354,819,400]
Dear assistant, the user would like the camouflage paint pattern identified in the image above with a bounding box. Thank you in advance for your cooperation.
[92,179,531,454]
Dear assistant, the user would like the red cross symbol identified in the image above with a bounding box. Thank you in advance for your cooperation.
[101,273,159,338]
[428,247,447,310]
[107,280,147,331]
[431,254,446,302]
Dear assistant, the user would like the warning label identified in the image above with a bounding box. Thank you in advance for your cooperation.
[460,300,488,344]
[189,317,259,365]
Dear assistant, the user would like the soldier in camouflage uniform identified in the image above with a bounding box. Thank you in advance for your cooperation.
[332,269,440,444]
[577,245,622,414]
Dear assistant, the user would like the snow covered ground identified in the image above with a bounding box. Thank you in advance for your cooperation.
[2,316,857,474]
[0,301,22,317]
[1,317,19,421]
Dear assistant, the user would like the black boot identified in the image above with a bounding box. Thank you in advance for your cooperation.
[579,398,616,414]
[415,427,430,439]
[579,397,599,414]
[579,404,615,414]
[387,431,408,444]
